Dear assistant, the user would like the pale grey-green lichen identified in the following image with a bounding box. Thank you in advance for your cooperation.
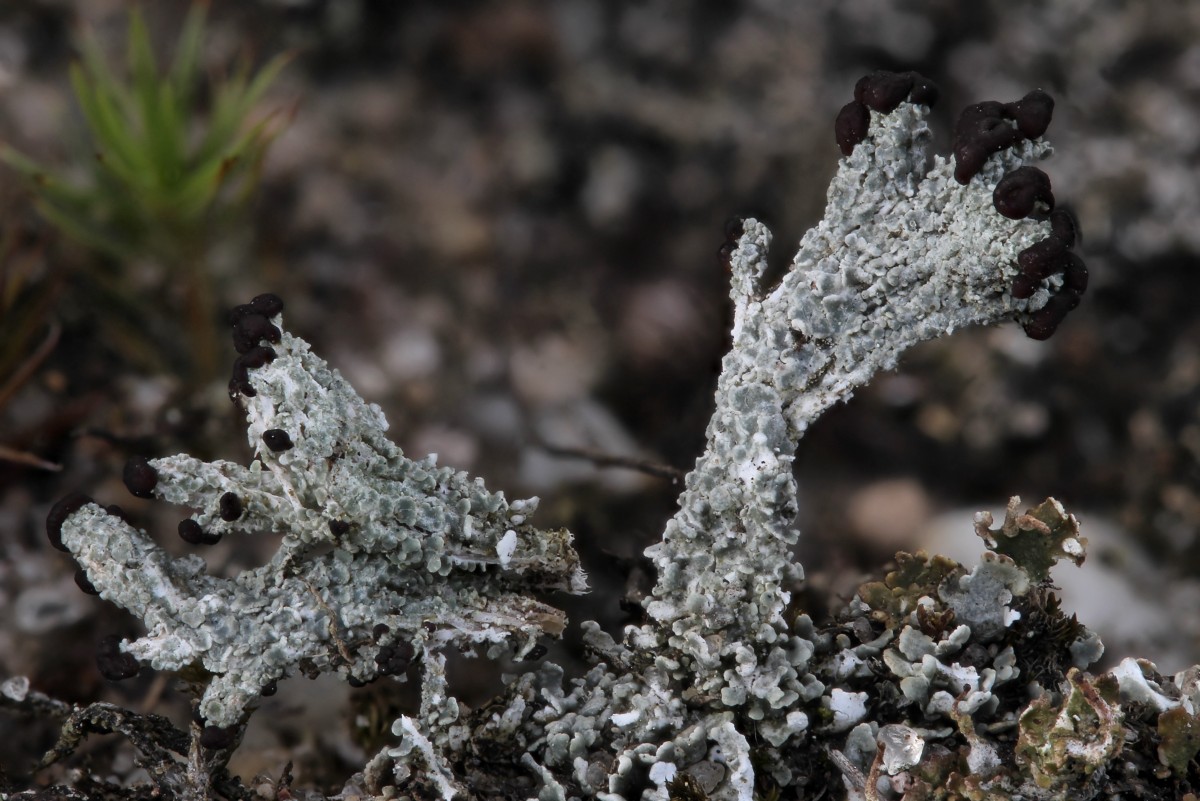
[54,75,1200,800]
[59,310,586,728]
[639,100,1055,724]
[372,85,1135,800]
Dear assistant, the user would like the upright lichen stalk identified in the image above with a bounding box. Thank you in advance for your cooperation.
[642,71,1073,724]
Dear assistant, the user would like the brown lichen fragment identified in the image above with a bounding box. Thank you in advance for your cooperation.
[895,743,966,801]
[1157,706,1200,776]
[856,551,964,630]
[973,496,1086,583]
[1015,669,1124,790]
[915,602,957,639]
[943,771,1024,801]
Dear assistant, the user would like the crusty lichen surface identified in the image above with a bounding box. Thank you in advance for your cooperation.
[55,295,586,731]
[47,71,1200,800]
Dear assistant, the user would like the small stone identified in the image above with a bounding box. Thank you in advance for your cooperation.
[1,676,30,702]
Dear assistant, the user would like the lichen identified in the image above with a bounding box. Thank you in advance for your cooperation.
[1157,706,1200,776]
[47,70,1200,800]
[972,496,1087,583]
[52,294,586,729]
[1015,669,1124,790]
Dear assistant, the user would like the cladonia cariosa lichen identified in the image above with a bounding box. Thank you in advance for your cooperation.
[47,71,1200,799]
[52,293,586,733]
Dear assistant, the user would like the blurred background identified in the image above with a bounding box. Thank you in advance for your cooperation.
[1,0,1199,793]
